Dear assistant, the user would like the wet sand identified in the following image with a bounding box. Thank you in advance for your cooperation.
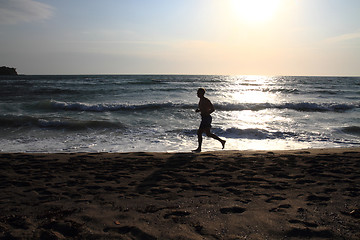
[0,148,359,239]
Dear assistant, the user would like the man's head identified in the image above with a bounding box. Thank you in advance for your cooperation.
[197,88,205,98]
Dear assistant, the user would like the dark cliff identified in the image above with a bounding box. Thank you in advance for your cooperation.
[0,66,18,75]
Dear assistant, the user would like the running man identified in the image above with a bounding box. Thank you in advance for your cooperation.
[192,88,226,153]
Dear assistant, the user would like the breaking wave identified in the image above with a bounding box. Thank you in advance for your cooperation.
[341,126,360,136]
[35,100,360,113]
[0,115,125,131]
[174,127,298,140]
[215,102,359,112]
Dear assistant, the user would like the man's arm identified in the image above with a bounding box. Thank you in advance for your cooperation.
[207,99,215,114]
[195,101,200,112]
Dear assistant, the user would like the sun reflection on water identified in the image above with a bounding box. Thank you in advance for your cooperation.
[214,75,308,150]
[230,75,278,103]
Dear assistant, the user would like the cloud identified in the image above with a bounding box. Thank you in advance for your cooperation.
[0,0,53,24]
[325,31,360,44]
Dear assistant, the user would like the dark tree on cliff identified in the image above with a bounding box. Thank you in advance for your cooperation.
[0,66,18,75]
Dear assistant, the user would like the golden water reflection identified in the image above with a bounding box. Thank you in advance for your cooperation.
[229,75,279,104]
[232,91,275,104]
[220,76,302,150]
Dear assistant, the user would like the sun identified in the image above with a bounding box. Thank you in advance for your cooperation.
[230,0,283,24]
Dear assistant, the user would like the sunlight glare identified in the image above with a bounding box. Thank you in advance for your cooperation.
[231,75,276,103]
[231,0,283,24]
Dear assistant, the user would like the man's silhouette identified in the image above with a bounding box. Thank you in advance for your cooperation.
[193,88,225,152]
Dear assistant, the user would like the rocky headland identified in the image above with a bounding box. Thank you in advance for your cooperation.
[0,66,18,75]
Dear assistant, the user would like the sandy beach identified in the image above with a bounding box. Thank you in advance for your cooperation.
[0,148,359,239]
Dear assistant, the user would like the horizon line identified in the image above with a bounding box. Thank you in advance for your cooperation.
[11,73,360,77]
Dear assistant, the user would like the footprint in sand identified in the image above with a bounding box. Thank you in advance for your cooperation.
[269,204,292,212]
[220,207,246,214]
[306,195,330,202]
[285,228,333,238]
[265,196,286,203]
[288,219,318,228]
[164,211,190,219]
[103,226,156,240]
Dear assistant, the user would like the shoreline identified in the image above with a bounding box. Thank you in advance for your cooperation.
[2,146,360,154]
[1,147,359,239]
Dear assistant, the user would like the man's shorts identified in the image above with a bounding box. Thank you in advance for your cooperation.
[199,115,212,129]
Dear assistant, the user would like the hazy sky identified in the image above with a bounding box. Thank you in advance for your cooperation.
[1,0,359,75]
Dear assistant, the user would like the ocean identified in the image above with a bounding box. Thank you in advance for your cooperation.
[0,75,359,153]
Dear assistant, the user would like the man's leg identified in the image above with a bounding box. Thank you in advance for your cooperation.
[205,129,226,149]
[192,128,204,152]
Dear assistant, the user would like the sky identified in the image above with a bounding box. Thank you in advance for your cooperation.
[0,0,360,76]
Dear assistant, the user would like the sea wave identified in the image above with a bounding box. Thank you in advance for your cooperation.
[30,100,360,113]
[262,88,300,94]
[42,100,192,112]
[341,126,360,136]
[176,127,298,140]
[219,127,298,139]
[0,115,125,131]
[214,102,360,112]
